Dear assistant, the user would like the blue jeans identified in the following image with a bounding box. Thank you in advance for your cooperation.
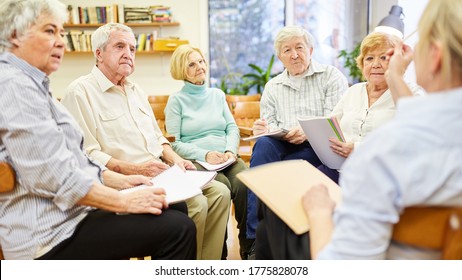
[317,164,340,183]
[246,136,321,239]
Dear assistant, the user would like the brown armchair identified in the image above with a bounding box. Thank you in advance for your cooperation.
[0,162,16,260]
[392,206,462,259]
[147,95,175,142]
[226,94,261,114]
[231,101,261,164]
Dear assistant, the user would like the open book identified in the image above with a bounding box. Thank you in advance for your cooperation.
[237,160,342,235]
[298,116,346,170]
[120,164,217,204]
[196,157,236,171]
[241,128,289,141]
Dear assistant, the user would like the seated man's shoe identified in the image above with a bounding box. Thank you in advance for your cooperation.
[240,239,256,260]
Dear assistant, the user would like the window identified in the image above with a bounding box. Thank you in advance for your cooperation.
[208,0,369,89]
[208,0,285,93]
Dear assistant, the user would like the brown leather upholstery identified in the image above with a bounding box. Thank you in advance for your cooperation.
[392,206,462,259]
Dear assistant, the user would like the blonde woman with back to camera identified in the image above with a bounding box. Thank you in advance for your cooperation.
[304,0,462,259]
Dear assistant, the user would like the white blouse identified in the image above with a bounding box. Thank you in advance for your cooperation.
[330,82,423,148]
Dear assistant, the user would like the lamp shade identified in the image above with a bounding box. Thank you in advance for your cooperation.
[374,5,404,38]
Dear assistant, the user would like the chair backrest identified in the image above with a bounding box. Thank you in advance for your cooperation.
[392,206,462,259]
[232,101,260,128]
[147,95,175,142]
[226,94,261,114]
[148,95,170,104]
[231,101,261,164]
[0,162,16,260]
[0,162,15,193]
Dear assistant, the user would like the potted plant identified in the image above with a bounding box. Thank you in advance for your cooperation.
[219,72,251,95]
[337,42,364,84]
[243,55,276,94]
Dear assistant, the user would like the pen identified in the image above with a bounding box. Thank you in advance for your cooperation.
[403,29,417,42]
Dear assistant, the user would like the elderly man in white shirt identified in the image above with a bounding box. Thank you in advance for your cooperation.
[61,23,230,260]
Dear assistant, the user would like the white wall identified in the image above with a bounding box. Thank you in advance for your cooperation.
[399,0,429,82]
[370,0,428,82]
[369,0,398,32]
[52,0,208,98]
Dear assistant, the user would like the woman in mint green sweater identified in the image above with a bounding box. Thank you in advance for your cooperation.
[166,45,253,259]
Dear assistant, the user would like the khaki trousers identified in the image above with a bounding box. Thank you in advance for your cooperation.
[186,179,230,260]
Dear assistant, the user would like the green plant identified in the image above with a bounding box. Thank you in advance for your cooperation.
[219,72,250,95]
[338,42,364,82]
[243,55,276,93]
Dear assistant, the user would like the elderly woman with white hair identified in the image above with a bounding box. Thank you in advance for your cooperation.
[0,0,196,260]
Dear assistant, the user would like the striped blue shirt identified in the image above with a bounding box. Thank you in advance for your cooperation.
[0,52,103,259]
[261,60,349,131]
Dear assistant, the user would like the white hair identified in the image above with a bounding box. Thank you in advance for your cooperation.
[274,26,314,57]
[91,23,134,57]
[0,0,68,52]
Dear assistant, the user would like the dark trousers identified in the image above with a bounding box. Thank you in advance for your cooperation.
[194,158,254,258]
[38,202,196,260]
[246,136,321,239]
[317,164,340,183]
[256,203,311,259]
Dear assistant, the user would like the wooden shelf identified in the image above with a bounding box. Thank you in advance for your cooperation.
[64,22,180,28]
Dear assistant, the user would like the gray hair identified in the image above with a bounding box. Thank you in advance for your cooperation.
[91,23,134,57]
[0,0,68,53]
[274,26,314,57]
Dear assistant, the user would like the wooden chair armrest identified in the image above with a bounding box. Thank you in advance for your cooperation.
[238,126,253,137]
[392,206,462,259]
[165,134,176,142]
[0,162,15,192]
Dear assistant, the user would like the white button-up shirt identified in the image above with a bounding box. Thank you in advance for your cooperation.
[61,66,169,165]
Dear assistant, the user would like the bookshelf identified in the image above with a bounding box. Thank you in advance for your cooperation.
[64,5,186,54]
[64,21,184,54]
[64,22,180,28]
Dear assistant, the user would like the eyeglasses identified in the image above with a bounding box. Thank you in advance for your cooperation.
[187,59,207,69]
[359,108,370,136]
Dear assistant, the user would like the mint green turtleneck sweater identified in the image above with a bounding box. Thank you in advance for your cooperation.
[164,82,240,161]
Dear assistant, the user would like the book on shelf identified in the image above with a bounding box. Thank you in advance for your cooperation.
[106,4,118,23]
[136,33,147,51]
[82,30,93,52]
[150,5,172,22]
[69,5,80,24]
[145,33,152,51]
[69,30,83,51]
[241,128,289,141]
[87,6,98,24]
[66,4,177,25]
[118,4,125,23]
[237,159,342,235]
[298,116,346,170]
[120,164,217,204]
[63,32,72,52]
[196,157,236,172]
